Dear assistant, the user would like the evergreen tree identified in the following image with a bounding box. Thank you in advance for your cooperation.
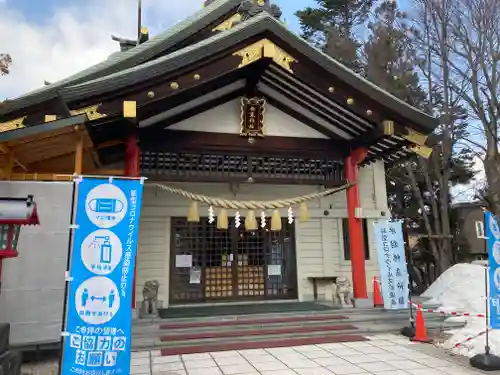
[295,0,374,71]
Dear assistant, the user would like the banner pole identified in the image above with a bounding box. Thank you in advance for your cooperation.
[58,177,78,375]
[401,218,415,338]
[470,210,500,370]
[485,266,490,355]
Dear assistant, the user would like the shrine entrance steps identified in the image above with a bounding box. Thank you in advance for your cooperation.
[131,302,465,355]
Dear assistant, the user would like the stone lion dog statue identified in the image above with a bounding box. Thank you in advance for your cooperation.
[142,280,160,315]
[334,276,355,307]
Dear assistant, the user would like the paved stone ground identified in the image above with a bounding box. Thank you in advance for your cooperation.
[130,334,500,375]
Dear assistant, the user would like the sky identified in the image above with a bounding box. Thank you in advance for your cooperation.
[0,0,312,100]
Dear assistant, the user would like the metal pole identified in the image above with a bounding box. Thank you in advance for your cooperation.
[137,0,143,45]
[485,266,490,355]
[57,179,78,375]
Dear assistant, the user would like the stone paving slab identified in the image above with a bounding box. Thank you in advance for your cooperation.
[130,334,500,375]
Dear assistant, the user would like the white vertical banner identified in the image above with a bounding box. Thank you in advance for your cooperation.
[373,220,409,310]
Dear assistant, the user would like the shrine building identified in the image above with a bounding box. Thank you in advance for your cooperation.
[0,0,437,316]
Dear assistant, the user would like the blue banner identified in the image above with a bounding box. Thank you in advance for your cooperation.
[373,220,409,310]
[485,211,500,329]
[62,177,144,375]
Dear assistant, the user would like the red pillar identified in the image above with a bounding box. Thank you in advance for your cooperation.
[124,134,140,309]
[345,148,368,299]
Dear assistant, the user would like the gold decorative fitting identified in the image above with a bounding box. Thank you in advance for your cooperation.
[70,104,106,121]
[0,116,26,133]
[212,13,242,32]
[140,27,149,34]
[328,87,335,93]
[147,91,155,98]
[408,144,433,159]
[193,74,201,80]
[240,97,266,138]
[403,127,428,146]
[366,109,373,116]
[44,115,57,122]
[347,97,354,105]
[170,82,179,90]
[123,101,137,118]
[382,120,394,135]
[233,39,296,74]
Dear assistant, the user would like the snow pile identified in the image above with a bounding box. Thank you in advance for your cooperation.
[420,263,498,357]
[422,263,487,313]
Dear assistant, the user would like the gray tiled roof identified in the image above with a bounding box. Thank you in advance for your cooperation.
[2,0,242,113]
[60,13,437,132]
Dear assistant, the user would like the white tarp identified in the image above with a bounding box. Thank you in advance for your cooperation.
[0,181,72,346]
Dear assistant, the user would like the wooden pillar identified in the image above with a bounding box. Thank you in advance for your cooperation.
[74,130,84,174]
[5,151,14,180]
[124,134,140,309]
[345,148,368,299]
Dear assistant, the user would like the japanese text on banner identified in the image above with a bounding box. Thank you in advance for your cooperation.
[374,220,409,310]
[61,178,144,375]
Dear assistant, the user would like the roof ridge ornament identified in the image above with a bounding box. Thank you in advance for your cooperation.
[238,0,282,21]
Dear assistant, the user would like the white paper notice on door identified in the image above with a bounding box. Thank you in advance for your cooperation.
[267,264,282,276]
[190,268,201,284]
[175,254,192,268]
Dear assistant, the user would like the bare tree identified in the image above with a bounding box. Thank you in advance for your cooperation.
[409,0,468,274]
[417,0,500,217]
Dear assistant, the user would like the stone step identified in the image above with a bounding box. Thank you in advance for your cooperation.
[158,334,370,356]
[159,323,358,342]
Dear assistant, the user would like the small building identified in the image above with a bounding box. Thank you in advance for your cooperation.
[0,0,437,346]
[452,202,487,261]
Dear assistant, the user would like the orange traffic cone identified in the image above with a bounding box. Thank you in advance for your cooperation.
[411,304,432,343]
[373,277,384,307]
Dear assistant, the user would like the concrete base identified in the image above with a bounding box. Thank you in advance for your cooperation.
[354,297,373,309]
[0,351,21,375]
[470,352,500,371]
[400,325,416,338]
[0,324,9,355]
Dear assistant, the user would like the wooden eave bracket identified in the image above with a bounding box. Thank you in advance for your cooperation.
[382,121,433,159]
[233,39,297,74]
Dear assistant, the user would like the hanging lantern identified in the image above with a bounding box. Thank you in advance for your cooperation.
[217,208,229,230]
[187,201,200,222]
[245,210,258,231]
[0,196,40,292]
[299,202,310,222]
[270,209,282,231]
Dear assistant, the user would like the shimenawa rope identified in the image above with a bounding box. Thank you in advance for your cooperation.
[153,182,352,210]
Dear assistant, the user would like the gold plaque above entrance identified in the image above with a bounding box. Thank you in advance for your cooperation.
[240,97,265,138]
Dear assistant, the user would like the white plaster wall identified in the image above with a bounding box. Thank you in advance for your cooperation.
[135,161,389,305]
[0,181,72,346]
[169,99,329,139]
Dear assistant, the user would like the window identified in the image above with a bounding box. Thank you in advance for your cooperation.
[342,218,370,260]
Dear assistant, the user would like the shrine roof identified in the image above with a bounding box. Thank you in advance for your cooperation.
[0,0,242,115]
[59,13,436,134]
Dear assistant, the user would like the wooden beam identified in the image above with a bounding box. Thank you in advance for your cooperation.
[72,53,243,123]
[140,130,346,159]
[0,143,28,171]
[10,169,125,181]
